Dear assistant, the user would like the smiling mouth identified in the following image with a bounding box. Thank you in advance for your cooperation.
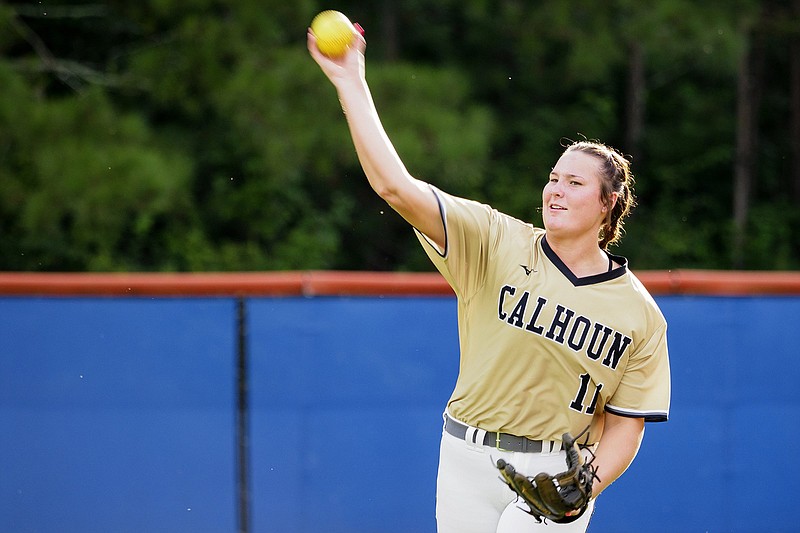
[549,205,567,211]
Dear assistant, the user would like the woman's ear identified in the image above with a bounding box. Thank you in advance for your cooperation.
[607,191,619,212]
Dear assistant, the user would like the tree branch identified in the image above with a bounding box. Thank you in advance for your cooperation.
[8,6,124,92]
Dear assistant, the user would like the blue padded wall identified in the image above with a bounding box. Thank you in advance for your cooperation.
[2,294,798,533]
[0,298,237,533]
[247,296,458,533]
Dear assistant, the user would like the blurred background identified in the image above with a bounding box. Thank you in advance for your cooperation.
[1,0,798,273]
[3,3,800,533]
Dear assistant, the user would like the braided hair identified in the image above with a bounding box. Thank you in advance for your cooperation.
[563,141,637,250]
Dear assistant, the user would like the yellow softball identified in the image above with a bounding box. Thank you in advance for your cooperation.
[310,10,355,58]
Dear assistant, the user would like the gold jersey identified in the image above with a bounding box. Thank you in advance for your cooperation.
[416,187,671,444]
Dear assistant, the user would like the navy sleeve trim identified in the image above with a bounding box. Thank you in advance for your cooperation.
[413,185,448,258]
[605,404,669,423]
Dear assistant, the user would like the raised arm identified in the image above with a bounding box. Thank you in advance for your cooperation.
[307,29,445,249]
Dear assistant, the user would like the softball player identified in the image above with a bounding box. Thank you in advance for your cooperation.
[308,27,671,533]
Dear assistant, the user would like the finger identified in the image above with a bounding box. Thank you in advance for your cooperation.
[306,28,318,54]
[353,34,366,54]
[306,28,329,64]
[351,22,366,53]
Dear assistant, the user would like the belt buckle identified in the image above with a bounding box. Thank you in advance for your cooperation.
[495,432,512,452]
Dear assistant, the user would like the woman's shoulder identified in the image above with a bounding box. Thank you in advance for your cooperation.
[623,270,667,323]
[433,187,538,228]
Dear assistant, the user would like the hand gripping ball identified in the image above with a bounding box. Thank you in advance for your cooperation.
[310,10,356,58]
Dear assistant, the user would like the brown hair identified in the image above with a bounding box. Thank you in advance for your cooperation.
[563,140,637,250]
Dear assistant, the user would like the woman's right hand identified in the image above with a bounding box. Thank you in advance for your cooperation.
[307,26,366,89]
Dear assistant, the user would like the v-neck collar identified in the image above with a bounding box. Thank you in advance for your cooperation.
[541,236,627,287]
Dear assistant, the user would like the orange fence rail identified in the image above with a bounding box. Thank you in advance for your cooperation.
[0,270,799,297]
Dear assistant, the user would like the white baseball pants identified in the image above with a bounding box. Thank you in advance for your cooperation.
[435,426,595,532]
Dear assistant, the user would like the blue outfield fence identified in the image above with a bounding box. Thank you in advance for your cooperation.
[1,271,799,533]
[0,298,238,532]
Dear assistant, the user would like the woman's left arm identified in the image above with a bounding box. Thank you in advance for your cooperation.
[590,412,645,497]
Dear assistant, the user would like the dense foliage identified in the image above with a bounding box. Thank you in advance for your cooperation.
[1,0,798,272]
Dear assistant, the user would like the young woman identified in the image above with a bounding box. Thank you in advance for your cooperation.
[308,27,670,533]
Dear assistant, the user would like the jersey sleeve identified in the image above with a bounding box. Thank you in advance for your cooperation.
[605,321,671,422]
[414,186,497,300]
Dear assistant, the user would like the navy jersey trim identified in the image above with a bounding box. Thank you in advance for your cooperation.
[541,236,628,287]
[605,404,669,423]
[413,185,448,258]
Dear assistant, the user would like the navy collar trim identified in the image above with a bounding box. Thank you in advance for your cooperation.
[541,236,628,287]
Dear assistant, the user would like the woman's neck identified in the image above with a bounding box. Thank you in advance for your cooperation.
[546,235,609,278]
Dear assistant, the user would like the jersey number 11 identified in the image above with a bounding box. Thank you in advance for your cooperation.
[570,373,603,415]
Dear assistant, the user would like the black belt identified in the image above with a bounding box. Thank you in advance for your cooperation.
[444,414,562,453]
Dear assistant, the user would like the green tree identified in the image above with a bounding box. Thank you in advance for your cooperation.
[0,0,797,272]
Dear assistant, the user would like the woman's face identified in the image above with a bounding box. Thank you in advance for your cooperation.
[542,150,610,241]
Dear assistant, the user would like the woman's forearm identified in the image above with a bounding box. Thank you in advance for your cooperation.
[335,79,418,206]
[591,414,645,497]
